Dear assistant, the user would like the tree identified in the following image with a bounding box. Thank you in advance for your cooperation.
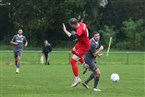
[121,19,145,50]
[0,0,145,50]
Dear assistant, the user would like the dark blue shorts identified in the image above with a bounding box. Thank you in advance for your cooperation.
[14,51,22,58]
[84,58,98,72]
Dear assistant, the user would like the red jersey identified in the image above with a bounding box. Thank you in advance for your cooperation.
[75,22,90,49]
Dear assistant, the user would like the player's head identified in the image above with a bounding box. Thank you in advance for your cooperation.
[69,18,78,28]
[93,32,100,41]
[44,40,48,44]
[18,28,23,35]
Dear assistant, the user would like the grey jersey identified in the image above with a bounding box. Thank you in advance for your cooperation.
[11,34,27,52]
[84,38,100,61]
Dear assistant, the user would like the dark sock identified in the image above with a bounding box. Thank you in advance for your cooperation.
[94,76,100,88]
[46,59,49,65]
[45,53,48,65]
[16,61,20,68]
[48,61,50,65]
[85,73,95,84]
[45,60,47,65]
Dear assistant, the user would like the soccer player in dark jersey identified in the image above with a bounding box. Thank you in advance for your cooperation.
[42,40,52,65]
[82,32,104,92]
[62,18,90,87]
[10,28,28,74]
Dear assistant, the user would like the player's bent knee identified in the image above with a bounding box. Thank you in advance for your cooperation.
[98,71,101,76]
[97,69,101,75]
[17,56,21,61]
[72,54,80,61]
[95,68,101,77]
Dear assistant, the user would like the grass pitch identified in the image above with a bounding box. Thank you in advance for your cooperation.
[0,52,144,97]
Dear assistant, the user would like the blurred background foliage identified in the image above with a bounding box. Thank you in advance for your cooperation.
[0,0,145,50]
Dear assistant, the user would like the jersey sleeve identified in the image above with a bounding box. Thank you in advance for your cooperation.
[23,36,28,43]
[76,27,83,36]
[90,44,96,54]
[11,35,16,42]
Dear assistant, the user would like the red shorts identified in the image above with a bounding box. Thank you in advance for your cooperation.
[72,43,89,58]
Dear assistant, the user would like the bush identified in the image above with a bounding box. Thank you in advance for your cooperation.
[100,25,117,48]
[121,18,145,50]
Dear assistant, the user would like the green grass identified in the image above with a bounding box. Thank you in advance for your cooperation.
[1,45,145,51]
[0,52,145,97]
[0,45,72,51]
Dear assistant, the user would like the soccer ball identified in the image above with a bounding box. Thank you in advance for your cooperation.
[110,73,120,82]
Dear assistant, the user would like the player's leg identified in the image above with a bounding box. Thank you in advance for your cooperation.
[14,52,17,67]
[71,46,80,77]
[44,52,49,65]
[16,56,21,68]
[47,53,50,65]
[85,73,95,84]
[15,57,18,71]
[82,60,99,89]
[44,52,47,65]
[79,57,89,72]
[15,57,17,67]
[14,51,20,73]
[15,56,21,74]
[75,48,89,74]
[71,47,89,87]
[93,68,101,91]
[82,72,95,89]
[16,51,22,74]
[72,46,85,65]
[71,46,79,77]
[70,54,82,87]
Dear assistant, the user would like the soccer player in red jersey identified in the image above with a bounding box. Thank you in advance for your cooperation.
[62,18,90,87]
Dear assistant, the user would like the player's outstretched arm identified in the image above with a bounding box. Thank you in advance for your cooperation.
[62,23,71,37]
[62,23,78,40]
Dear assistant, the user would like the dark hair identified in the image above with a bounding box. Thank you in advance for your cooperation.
[18,28,23,31]
[69,18,78,25]
[92,31,100,36]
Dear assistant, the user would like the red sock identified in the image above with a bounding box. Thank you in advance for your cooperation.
[70,58,79,77]
[79,58,85,64]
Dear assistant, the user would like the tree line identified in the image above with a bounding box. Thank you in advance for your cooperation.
[0,0,145,50]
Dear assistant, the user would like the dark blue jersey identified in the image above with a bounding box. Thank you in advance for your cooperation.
[11,34,27,52]
[84,38,100,60]
[42,43,52,53]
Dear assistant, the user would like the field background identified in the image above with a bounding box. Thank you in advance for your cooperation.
[0,0,145,97]
[0,51,145,97]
